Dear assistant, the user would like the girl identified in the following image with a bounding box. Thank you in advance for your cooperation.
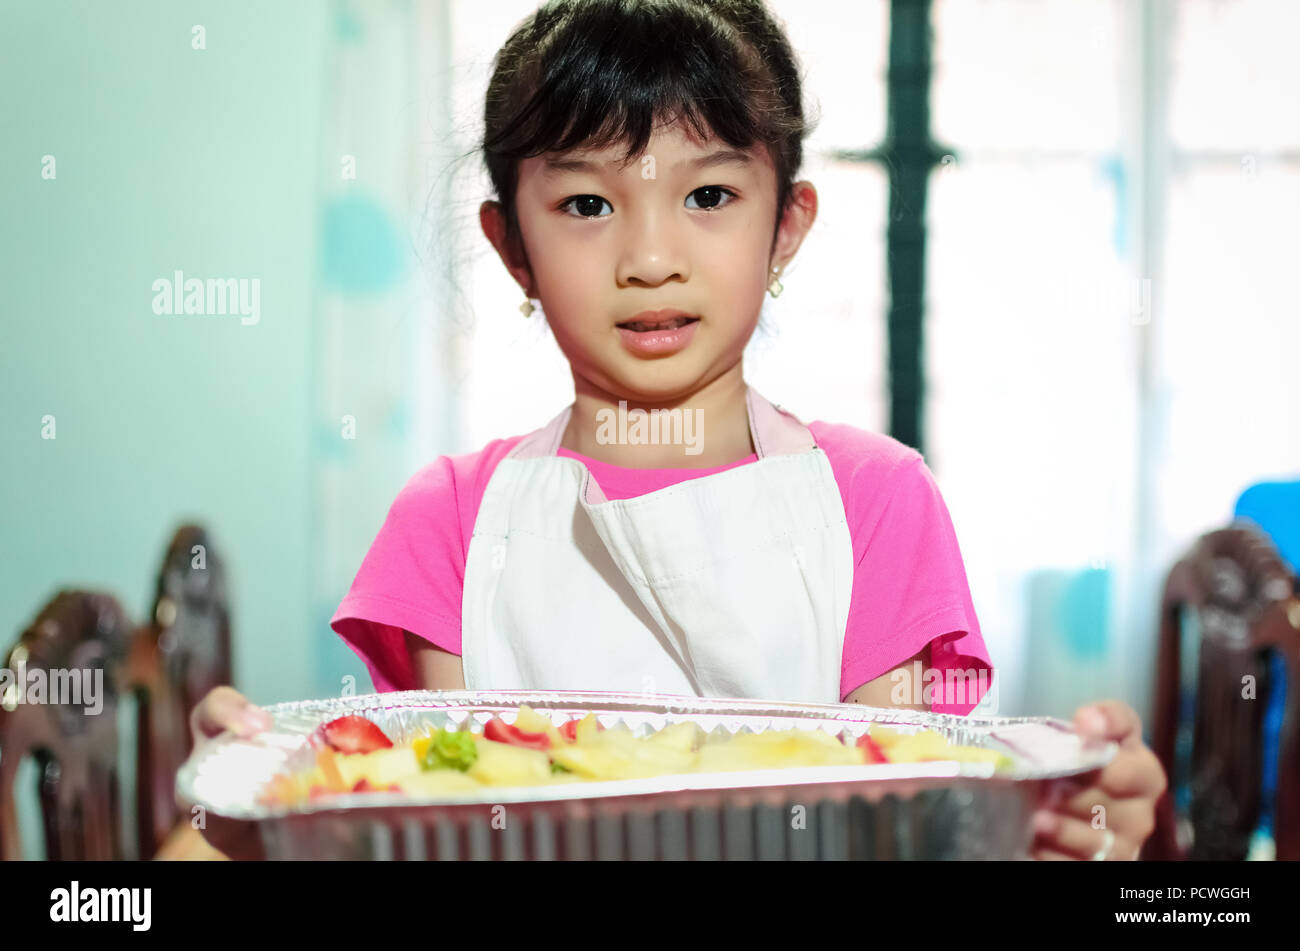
[193,0,1165,861]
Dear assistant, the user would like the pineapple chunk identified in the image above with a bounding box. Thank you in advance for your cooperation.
[786,726,850,749]
[695,731,861,772]
[874,730,1011,768]
[644,721,700,753]
[397,770,484,797]
[866,725,908,749]
[585,722,635,748]
[574,712,602,745]
[512,704,562,742]
[883,731,954,762]
[547,720,697,779]
[547,742,693,781]
[261,769,320,806]
[878,732,961,763]
[335,747,421,788]
[467,737,553,786]
[547,743,635,781]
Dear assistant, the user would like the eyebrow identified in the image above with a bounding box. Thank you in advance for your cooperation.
[542,149,753,176]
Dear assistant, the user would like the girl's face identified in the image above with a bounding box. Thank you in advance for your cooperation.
[483,122,816,404]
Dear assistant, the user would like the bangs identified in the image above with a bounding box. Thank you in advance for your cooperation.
[488,3,781,165]
[483,0,795,177]
[482,0,809,242]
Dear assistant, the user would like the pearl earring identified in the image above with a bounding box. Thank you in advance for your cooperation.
[520,297,535,317]
[767,267,784,299]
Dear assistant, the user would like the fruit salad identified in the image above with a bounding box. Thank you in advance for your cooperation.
[259,706,1015,806]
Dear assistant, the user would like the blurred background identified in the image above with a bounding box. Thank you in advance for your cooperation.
[1,0,1297,859]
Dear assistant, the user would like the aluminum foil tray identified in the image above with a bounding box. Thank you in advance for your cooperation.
[176,689,1117,860]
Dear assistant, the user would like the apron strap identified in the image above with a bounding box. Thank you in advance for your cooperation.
[509,405,573,461]
[746,386,816,457]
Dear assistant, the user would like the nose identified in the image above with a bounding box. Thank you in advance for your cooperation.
[615,204,689,288]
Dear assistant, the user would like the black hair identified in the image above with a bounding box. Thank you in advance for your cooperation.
[481,0,814,260]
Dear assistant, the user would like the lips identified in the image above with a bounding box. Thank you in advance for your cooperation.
[617,309,700,332]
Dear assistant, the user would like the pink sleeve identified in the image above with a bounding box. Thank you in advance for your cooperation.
[328,436,523,692]
[813,424,993,715]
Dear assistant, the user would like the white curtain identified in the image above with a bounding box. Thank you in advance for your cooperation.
[311,0,458,696]
[928,0,1300,719]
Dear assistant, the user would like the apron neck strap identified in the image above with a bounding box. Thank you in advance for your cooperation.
[507,385,814,461]
[745,386,816,458]
[509,404,573,460]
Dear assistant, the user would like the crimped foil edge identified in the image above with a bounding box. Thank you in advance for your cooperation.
[177,689,1116,821]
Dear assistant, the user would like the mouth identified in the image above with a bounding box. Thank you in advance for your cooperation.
[616,311,701,332]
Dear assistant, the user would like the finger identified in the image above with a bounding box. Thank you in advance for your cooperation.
[1056,754,1166,807]
[1074,700,1144,752]
[1032,812,1123,861]
[1106,746,1167,799]
[1075,745,1167,800]
[189,686,271,747]
[1052,784,1117,824]
[1044,769,1160,851]
[1056,794,1155,847]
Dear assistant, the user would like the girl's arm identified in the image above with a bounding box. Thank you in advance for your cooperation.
[405,629,466,690]
[843,646,931,712]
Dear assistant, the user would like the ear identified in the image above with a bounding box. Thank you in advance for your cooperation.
[768,180,819,276]
[480,200,537,297]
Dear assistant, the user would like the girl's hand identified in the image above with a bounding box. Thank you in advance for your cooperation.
[185,686,273,860]
[189,685,272,747]
[1030,700,1168,860]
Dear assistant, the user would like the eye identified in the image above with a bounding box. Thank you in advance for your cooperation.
[559,195,612,219]
[685,186,737,211]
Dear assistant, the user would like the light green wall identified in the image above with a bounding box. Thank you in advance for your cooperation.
[0,1,331,705]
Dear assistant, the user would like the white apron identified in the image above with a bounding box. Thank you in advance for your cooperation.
[460,386,854,704]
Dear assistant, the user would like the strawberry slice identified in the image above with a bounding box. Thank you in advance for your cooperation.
[557,717,605,742]
[319,715,394,754]
[857,731,889,764]
[484,717,552,751]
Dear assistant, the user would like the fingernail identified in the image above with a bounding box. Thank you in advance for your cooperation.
[238,708,270,733]
[1032,810,1059,835]
[1078,707,1107,734]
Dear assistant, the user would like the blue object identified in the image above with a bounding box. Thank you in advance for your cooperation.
[1058,567,1110,658]
[1235,481,1300,573]
[1233,479,1299,840]
[320,194,406,295]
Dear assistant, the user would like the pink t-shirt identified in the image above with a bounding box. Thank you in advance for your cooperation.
[330,419,993,714]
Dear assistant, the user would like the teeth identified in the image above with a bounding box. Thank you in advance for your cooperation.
[624,317,692,331]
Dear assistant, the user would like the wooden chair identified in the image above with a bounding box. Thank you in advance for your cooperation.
[1,525,234,861]
[0,590,133,860]
[127,524,233,860]
[1144,524,1300,860]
